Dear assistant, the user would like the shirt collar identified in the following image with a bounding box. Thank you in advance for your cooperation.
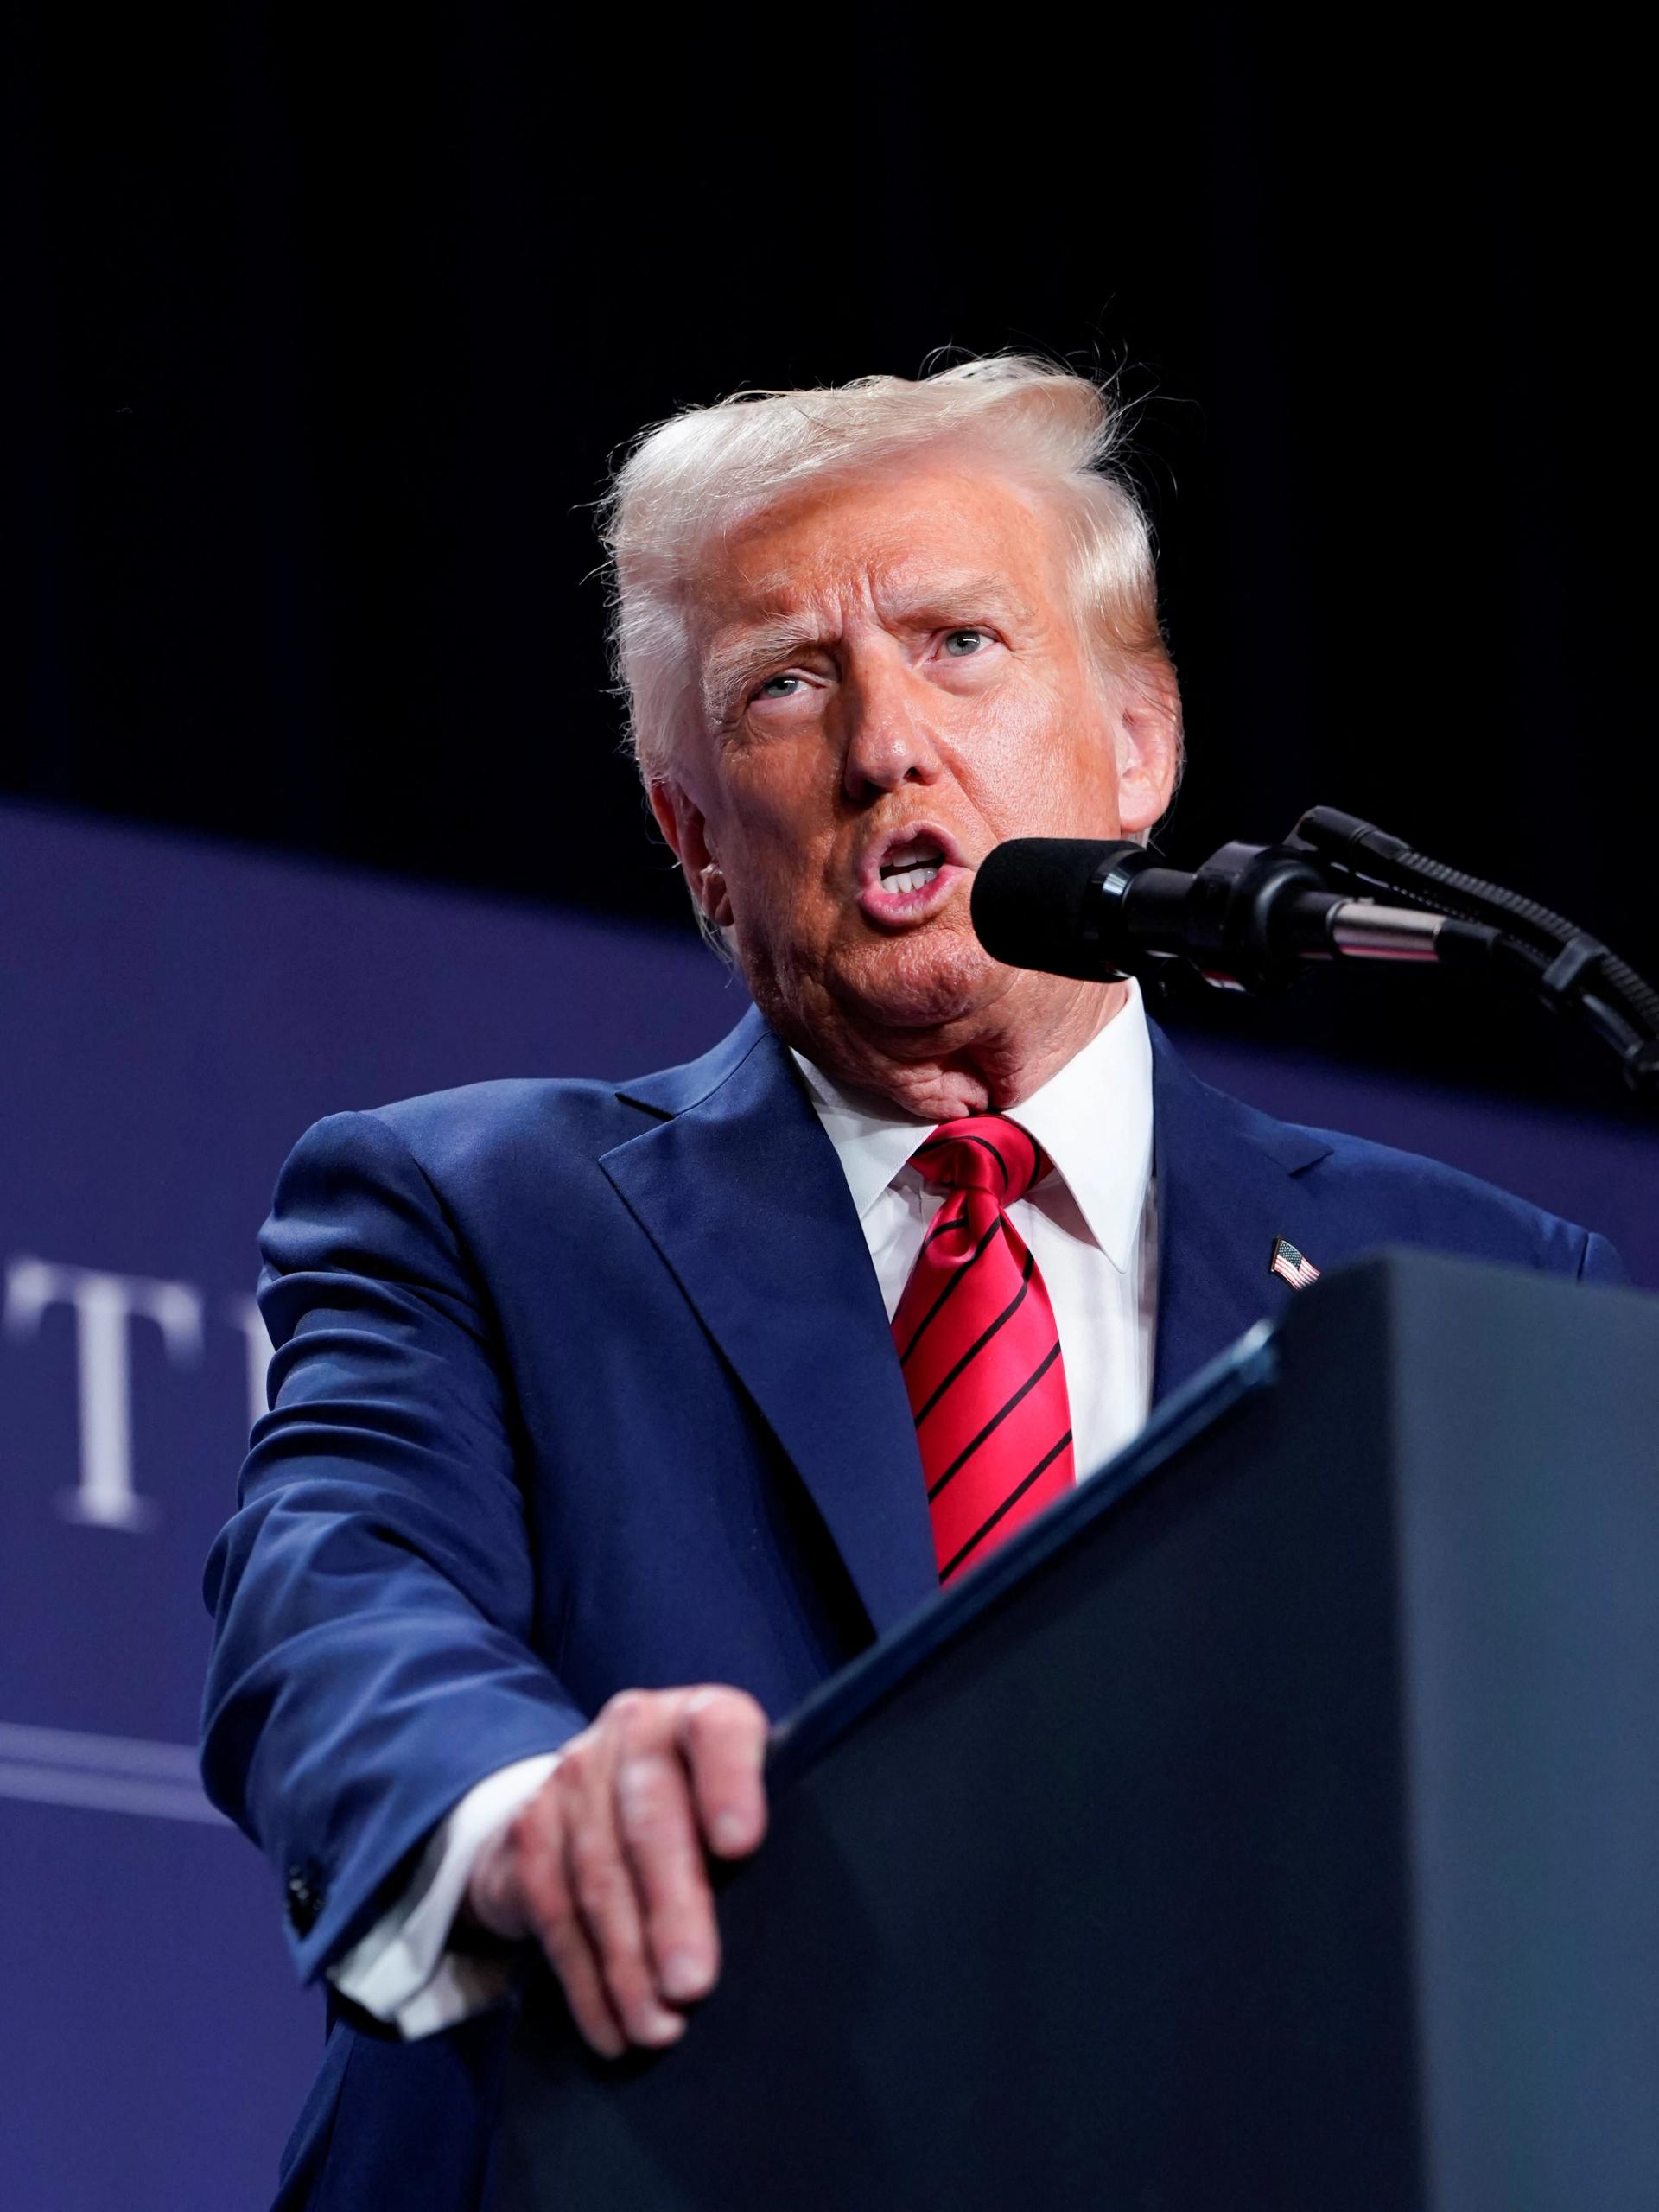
[790,979,1154,1274]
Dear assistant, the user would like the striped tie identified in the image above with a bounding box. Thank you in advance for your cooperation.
[892,1116,1076,1585]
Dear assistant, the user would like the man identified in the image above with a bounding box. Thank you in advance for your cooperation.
[200,358,1620,2209]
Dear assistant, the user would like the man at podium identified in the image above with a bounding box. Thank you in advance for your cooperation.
[200,357,1618,2208]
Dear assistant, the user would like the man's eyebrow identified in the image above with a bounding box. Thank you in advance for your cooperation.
[700,616,830,721]
[699,573,1034,721]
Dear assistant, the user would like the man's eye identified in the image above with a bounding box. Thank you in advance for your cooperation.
[753,674,803,701]
[942,628,989,657]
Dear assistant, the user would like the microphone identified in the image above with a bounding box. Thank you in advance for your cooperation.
[969,817,1659,1103]
[970,836,1455,995]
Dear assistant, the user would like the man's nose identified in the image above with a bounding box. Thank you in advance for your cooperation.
[840,664,946,803]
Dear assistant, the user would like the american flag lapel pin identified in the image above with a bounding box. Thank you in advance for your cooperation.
[1269,1236,1321,1289]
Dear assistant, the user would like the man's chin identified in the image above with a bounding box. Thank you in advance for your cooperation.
[825,931,1011,1038]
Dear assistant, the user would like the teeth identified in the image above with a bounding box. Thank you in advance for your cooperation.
[884,865,940,895]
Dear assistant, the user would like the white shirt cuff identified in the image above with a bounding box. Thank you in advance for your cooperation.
[328,1751,563,2038]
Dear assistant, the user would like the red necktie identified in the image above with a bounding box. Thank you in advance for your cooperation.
[891,1116,1076,1584]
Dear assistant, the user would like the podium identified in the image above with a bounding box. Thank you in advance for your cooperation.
[495,1251,1659,2211]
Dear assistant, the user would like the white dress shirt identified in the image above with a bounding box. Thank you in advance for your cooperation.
[331,982,1159,2036]
[790,978,1158,1482]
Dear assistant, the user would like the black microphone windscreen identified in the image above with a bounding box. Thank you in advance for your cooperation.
[970,838,1137,980]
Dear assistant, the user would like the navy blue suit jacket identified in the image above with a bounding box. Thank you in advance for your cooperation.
[200,1008,1621,2209]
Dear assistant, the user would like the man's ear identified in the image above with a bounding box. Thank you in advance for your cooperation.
[1113,659,1184,838]
[648,779,734,928]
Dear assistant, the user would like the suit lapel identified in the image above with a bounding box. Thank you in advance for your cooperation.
[601,1009,938,1637]
[1149,1027,1334,1403]
[601,1011,1335,1621]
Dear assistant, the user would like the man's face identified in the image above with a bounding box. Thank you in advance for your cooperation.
[652,457,1177,1070]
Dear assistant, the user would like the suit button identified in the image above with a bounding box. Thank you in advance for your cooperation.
[285,1866,324,1937]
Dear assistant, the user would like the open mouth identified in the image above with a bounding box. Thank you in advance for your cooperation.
[878,837,948,895]
[857,823,966,927]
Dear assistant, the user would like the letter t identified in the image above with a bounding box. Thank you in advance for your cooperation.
[3,1257,205,1530]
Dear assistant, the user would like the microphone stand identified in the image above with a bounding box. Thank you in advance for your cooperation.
[1036,813,1659,1109]
[1287,808,1659,1106]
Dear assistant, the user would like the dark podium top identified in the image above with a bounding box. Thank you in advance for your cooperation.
[496,1250,1658,2212]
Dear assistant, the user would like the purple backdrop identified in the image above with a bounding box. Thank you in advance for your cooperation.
[1,800,1650,2210]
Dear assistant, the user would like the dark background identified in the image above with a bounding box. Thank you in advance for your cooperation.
[5,7,1649,1113]
[2,25,1652,2205]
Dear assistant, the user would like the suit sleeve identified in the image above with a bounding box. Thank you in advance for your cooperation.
[329,1750,562,2037]
[200,1109,588,1985]
[1577,1229,1627,1286]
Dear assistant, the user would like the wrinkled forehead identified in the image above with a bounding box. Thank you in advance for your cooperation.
[683,458,1068,646]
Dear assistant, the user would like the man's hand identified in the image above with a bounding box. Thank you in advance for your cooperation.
[465,1685,769,2057]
